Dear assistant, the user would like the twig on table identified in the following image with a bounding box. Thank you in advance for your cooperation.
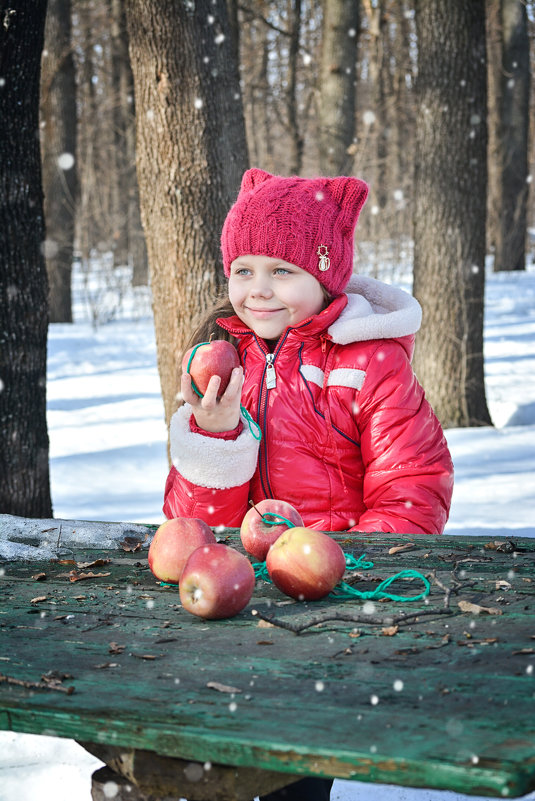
[429,568,479,608]
[251,606,454,635]
[0,672,75,695]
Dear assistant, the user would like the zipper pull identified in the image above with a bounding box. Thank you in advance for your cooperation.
[265,353,277,389]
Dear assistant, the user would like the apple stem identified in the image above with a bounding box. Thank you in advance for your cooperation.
[249,501,264,520]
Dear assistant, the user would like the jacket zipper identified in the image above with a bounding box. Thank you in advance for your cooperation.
[256,339,286,498]
[265,353,277,389]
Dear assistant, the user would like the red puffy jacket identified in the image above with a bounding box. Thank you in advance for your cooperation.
[163,275,453,535]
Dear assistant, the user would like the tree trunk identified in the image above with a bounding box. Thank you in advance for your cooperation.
[318,0,359,175]
[367,0,390,210]
[286,0,303,175]
[413,0,492,428]
[125,0,248,432]
[110,0,130,267]
[487,0,530,272]
[0,0,53,517]
[40,0,77,323]
[74,2,98,264]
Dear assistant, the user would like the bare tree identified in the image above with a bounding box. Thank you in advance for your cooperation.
[412,0,492,428]
[0,0,53,516]
[318,0,360,175]
[72,0,147,293]
[487,0,530,271]
[41,0,78,323]
[125,0,248,431]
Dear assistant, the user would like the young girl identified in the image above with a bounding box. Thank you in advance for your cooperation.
[164,168,453,801]
[163,168,454,539]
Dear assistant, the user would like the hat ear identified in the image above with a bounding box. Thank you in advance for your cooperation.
[241,168,274,192]
[326,176,369,225]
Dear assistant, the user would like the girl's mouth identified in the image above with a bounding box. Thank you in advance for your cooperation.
[245,307,284,317]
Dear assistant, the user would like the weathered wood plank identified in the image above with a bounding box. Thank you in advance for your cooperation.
[1,521,534,798]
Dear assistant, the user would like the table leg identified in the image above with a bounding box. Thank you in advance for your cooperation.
[84,743,301,801]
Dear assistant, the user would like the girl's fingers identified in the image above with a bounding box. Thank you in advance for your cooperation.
[221,367,244,401]
[181,372,198,404]
[200,375,222,408]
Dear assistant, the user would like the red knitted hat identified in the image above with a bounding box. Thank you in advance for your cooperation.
[221,168,368,296]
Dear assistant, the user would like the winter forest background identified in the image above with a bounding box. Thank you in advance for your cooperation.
[1,0,534,520]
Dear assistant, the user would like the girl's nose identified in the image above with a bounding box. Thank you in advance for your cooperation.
[250,280,273,298]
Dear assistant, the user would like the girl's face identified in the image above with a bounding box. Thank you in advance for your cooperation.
[228,254,326,342]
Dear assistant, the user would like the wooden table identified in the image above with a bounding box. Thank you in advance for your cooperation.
[1,518,534,800]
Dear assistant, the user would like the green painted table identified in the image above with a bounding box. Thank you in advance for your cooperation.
[1,520,534,800]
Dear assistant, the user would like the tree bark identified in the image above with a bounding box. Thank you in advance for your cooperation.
[413,0,492,428]
[487,0,530,272]
[286,0,303,175]
[125,0,248,432]
[40,0,77,323]
[0,0,53,516]
[318,0,359,175]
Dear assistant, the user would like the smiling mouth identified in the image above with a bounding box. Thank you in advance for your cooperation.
[245,307,284,315]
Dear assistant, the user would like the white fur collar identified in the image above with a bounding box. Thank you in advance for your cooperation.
[328,275,422,345]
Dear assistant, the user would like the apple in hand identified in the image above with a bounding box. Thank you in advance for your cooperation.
[179,543,255,619]
[148,517,216,584]
[240,499,303,561]
[182,339,240,397]
[266,527,346,601]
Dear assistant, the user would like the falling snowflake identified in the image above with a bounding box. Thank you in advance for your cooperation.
[41,239,59,258]
[57,152,75,170]
[103,781,119,799]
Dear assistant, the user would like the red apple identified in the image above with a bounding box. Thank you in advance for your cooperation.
[148,517,216,584]
[266,527,346,601]
[179,543,255,619]
[182,339,240,398]
[240,499,303,561]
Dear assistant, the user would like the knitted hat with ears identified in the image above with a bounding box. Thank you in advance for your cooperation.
[221,168,369,296]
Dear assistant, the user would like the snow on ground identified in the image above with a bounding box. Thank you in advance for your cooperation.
[1,265,534,801]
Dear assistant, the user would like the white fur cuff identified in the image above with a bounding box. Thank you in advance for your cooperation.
[169,404,260,489]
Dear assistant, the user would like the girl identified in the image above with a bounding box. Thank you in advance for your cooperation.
[163,168,454,539]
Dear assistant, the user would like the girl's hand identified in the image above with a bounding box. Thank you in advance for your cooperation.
[181,366,244,433]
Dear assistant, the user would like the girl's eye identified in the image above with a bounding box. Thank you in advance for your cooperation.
[274,268,291,276]
[234,268,251,276]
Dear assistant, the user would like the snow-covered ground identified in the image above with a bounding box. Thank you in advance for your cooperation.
[1,264,534,801]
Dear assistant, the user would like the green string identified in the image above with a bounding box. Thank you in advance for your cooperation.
[185,341,261,441]
[344,552,374,571]
[253,550,430,604]
[241,407,262,441]
[330,569,430,603]
[186,342,209,399]
[260,513,298,528]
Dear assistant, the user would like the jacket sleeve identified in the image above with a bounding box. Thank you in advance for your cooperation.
[352,342,454,536]
[162,404,260,527]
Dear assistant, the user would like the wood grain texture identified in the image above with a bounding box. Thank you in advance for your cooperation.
[1,527,534,798]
